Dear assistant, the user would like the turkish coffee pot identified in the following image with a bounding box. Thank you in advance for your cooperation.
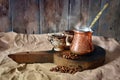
[70,27,94,55]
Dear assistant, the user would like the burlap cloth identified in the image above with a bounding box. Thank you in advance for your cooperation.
[0,32,120,80]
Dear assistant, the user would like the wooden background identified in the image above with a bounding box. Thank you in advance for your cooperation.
[0,0,120,41]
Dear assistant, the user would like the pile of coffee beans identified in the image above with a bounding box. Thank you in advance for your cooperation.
[50,66,82,74]
[62,51,79,60]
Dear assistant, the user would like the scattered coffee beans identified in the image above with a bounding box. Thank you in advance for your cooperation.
[62,51,80,60]
[50,65,82,74]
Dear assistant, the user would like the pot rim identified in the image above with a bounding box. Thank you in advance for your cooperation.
[73,30,93,34]
[74,27,93,33]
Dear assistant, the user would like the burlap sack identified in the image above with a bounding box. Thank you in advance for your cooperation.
[0,32,120,80]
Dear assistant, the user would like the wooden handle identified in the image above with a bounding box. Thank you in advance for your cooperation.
[89,3,109,28]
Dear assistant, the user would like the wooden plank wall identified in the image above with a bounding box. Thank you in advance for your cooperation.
[10,0,39,34]
[99,0,120,41]
[0,0,10,32]
[0,0,120,41]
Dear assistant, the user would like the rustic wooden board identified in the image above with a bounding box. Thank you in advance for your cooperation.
[9,45,106,70]
[54,46,106,69]
[8,50,54,63]
[11,0,39,34]
[0,0,10,32]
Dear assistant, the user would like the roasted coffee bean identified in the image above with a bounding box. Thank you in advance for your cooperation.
[62,54,79,59]
[62,51,80,60]
[50,66,82,74]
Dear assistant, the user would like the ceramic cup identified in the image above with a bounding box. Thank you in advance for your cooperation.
[48,33,66,51]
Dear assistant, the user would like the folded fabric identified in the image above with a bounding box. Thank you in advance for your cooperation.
[0,32,120,80]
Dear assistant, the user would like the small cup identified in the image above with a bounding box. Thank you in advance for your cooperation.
[48,33,66,51]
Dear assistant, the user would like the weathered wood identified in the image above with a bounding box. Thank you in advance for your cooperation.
[68,0,81,29]
[39,0,44,33]
[11,0,39,34]
[54,46,106,69]
[89,0,101,35]
[58,0,69,31]
[81,0,90,27]
[99,0,120,41]
[40,0,56,33]
[0,0,10,32]
[55,0,64,32]
[39,0,69,33]
[69,0,95,30]
[98,0,109,36]
[8,50,54,63]
[8,45,106,70]
[0,0,120,41]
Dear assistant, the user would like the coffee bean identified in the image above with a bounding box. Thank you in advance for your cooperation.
[62,53,79,60]
[50,66,82,74]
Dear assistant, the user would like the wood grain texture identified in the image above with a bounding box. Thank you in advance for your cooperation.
[99,0,120,41]
[55,0,64,32]
[39,0,69,33]
[11,0,39,34]
[54,46,106,69]
[0,0,120,41]
[39,0,44,33]
[8,50,54,63]
[68,0,81,29]
[40,0,56,33]
[68,0,101,34]
[0,0,10,32]
[58,0,69,31]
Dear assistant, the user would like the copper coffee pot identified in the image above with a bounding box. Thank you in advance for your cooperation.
[70,27,94,55]
[69,3,109,55]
